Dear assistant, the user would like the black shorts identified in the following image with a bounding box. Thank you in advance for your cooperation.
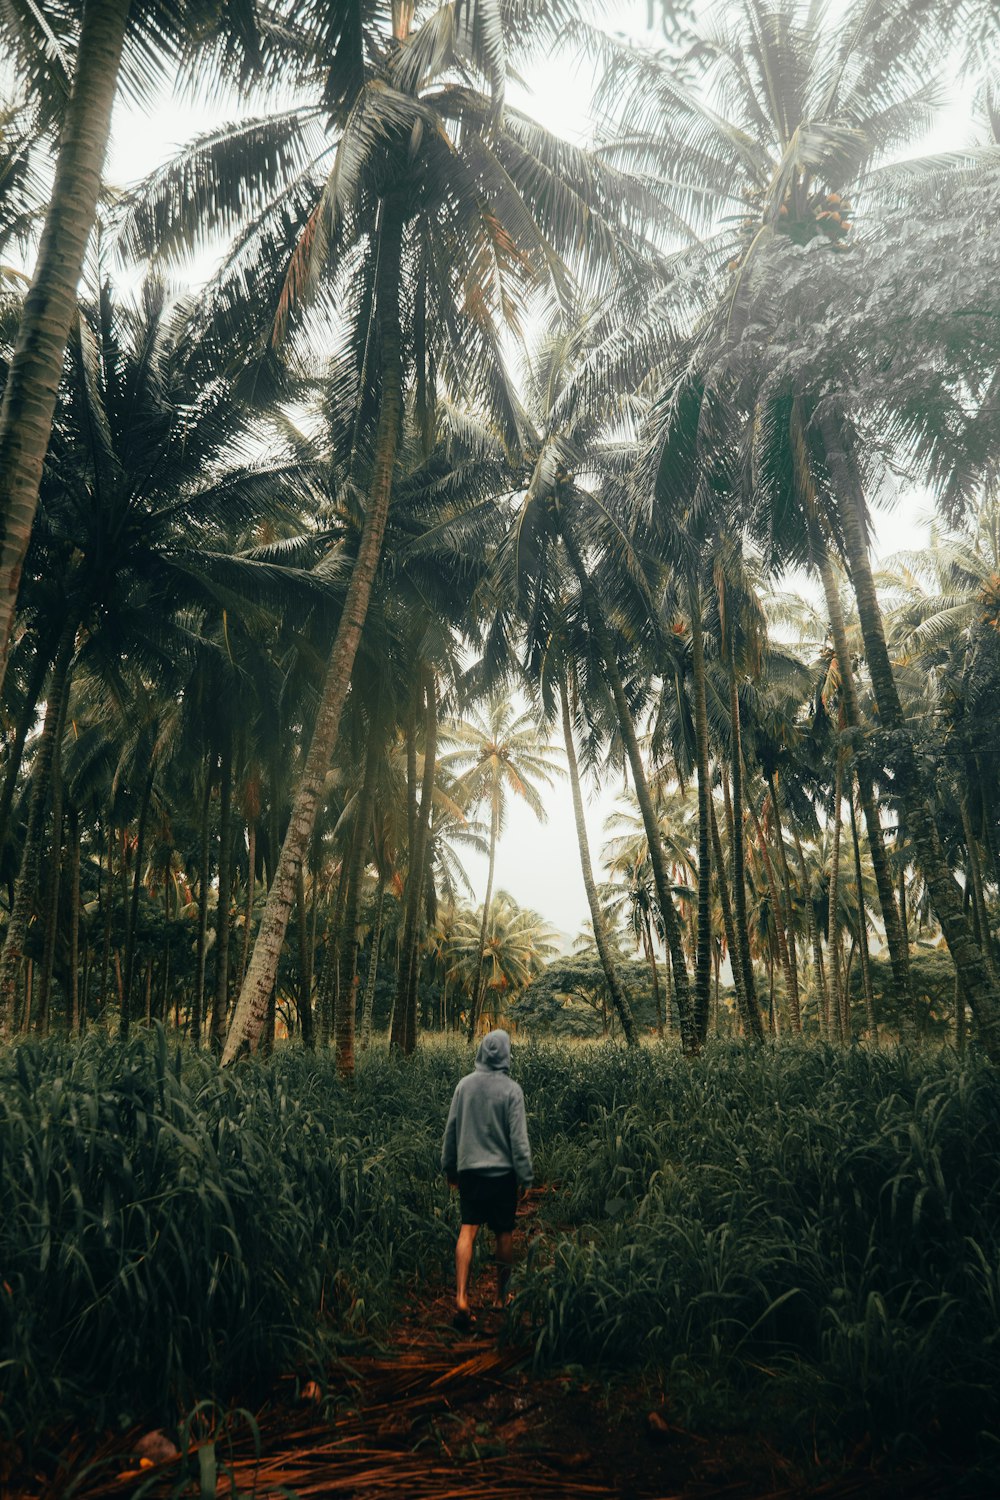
[457,1170,517,1233]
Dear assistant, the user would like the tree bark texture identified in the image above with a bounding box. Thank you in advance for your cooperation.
[0,0,132,695]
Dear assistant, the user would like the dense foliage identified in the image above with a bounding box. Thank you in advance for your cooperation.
[3,1031,1000,1471]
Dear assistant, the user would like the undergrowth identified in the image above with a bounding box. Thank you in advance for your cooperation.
[1,1030,998,1473]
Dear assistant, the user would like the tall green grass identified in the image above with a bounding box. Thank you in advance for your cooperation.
[515,1041,1000,1461]
[2,1031,999,1468]
[0,1029,461,1439]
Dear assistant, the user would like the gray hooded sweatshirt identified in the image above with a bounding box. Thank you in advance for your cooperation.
[440,1029,533,1186]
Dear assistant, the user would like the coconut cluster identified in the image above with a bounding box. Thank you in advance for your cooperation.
[727,188,853,272]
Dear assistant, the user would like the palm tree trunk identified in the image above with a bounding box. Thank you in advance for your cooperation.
[828,739,846,1043]
[338,728,381,1075]
[560,673,637,1045]
[710,798,760,1040]
[296,864,315,1049]
[238,817,257,989]
[122,763,154,1037]
[0,0,131,695]
[222,197,405,1066]
[821,412,1000,1061]
[317,857,350,1048]
[764,771,802,1032]
[99,813,114,1008]
[36,769,64,1036]
[360,878,386,1047]
[727,677,760,1034]
[393,676,438,1054]
[192,755,215,1048]
[817,537,914,1020]
[849,783,876,1034]
[0,625,74,1030]
[0,632,54,849]
[467,799,499,1040]
[403,679,438,1053]
[748,795,796,1031]
[68,805,81,1033]
[211,730,235,1053]
[687,577,713,1045]
[959,799,996,980]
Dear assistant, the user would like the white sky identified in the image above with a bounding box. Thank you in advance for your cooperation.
[97,2,976,945]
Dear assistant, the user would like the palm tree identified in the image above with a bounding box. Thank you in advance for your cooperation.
[441,694,559,1038]
[0,281,321,1032]
[209,0,659,1061]
[615,0,1000,1056]
[0,0,284,694]
[449,889,558,1029]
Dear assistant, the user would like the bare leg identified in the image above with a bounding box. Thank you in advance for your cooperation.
[455,1223,479,1313]
[495,1229,513,1305]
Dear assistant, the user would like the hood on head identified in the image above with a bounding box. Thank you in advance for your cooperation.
[475,1028,511,1072]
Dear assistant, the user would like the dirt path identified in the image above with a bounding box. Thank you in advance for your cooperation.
[29,1193,963,1499]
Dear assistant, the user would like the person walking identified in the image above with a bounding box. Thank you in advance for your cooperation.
[441,1028,533,1330]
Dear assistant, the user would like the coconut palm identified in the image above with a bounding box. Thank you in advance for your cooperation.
[0,281,322,1031]
[613,0,1000,1055]
[0,0,289,694]
[202,0,671,1061]
[441,694,559,1038]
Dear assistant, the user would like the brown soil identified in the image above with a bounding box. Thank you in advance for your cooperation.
[13,1192,968,1499]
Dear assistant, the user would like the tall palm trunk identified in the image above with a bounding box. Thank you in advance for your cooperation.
[36,734,66,1035]
[238,817,257,989]
[122,763,154,1037]
[687,577,713,1044]
[560,523,696,1051]
[191,755,214,1048]
[0,625,75,1029]
[827,739,846,1043]
[727,675,759,1033]
[211,730,235,1053]
[816,537,914,1018]
[849,783,876,1034]
[360,877,386,1047]
[821,412,1000,1060]
[710,798,761,1040]
[0,0,131,694]
[764,771,802,1032]
[296,865,315,1048]
[339,728,381,1075]
[68,805,81,1033]
[959,799,996,980]
[0,632,54,848]
[223,198,406,1065]
[317,857,350,1047]
[401,677,438,1054]
[467,798,499,1040]
[748,795,797,1031]
[560,673,636,1046]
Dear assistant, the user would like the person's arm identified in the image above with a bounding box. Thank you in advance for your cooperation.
[441,1088,460,1183]
[507,1085,533,1189]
